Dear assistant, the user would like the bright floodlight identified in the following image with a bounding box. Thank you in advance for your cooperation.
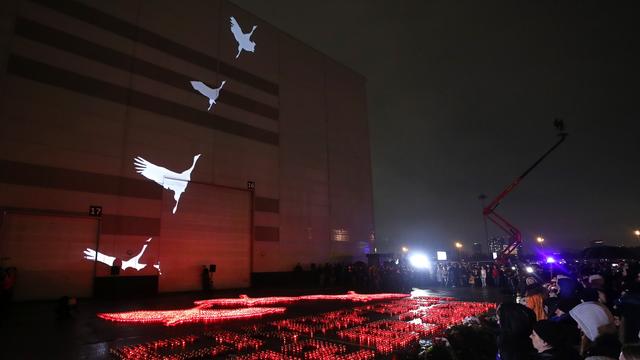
[546,256,556,264]
[436,251,447,261]
[409,254,431,269]
[525,266,534,273]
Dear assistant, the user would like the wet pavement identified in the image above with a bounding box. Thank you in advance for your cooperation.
[0,286,511,359]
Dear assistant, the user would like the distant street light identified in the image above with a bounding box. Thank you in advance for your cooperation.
[536,236,545,244]
[455,242,463,260]
[635,230,640,244]
[402,246,409,253]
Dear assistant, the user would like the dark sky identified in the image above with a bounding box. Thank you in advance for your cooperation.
[232,0,640,254]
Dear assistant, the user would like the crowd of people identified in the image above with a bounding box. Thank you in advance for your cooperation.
[421,258,640,360]
[290,258,640,360]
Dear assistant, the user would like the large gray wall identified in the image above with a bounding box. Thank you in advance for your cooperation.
[0,0,373,298]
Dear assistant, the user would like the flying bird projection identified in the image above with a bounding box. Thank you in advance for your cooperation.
[230,16,257,58]
[83,238,153,271]
[190,81,225,111]
[134,154,201,214]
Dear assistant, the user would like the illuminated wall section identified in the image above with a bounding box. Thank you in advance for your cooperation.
[325,63,374,258]
[0,0,372,298]
[273,34,331,270]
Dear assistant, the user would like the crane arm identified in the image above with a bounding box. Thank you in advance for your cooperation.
[484,125,567,264]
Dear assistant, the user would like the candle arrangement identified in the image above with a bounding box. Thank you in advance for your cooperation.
[109,335,200,359]
[271,309,368,336]
[337,320,424,354]
[105,294,495,359]
[204,330,265,351]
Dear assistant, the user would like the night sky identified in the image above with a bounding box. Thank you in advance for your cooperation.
[232,0,640,254]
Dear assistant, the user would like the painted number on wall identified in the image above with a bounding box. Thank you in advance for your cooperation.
[89,205,102,217]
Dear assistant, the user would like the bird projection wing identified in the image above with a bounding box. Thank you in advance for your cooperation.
[230,16,243,41]
[134,157,169,187]
[190,81,214,98]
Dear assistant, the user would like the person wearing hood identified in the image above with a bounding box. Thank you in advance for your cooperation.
[557,275,581,301]
[569,301,617,357]
[530,320,581,359]
[549,297,581,347]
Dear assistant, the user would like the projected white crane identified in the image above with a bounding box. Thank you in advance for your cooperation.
[230,16,257,58]
[83,238,152,271]
[134,154,201,214]
[190,81,225,111]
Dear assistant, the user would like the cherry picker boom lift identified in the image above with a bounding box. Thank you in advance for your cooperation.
[484,120,568,264]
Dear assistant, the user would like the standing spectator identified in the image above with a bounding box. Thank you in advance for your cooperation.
[201,265,211,292]
[615,268,640,343]
[616,280,640,343]
[448,264,457,288]
[436,264,444,286]
[569,302,616,357]
[526,277,547,321]
[549,298,581,348]
[557,275,581,302]
[583,332,621,360]
[589,274,612,307]
[496,302,537,360]
[442,264,449,287]
[492,265,501,288]
[530,320,581,359]
[480,265,488,288]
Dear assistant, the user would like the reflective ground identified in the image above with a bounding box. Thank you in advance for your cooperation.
[0,287,511,359]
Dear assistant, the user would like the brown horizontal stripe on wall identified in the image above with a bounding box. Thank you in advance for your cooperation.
[101,214,160,236]
[14,18,279,121]
[254,226,279,242]
[30,0,279,95]
[254,196,279,213]
[7,55,279,145]
[0,159,162,200]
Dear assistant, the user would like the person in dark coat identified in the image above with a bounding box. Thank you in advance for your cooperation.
[496,302,537,360]
[548,298,581,348]
[530,320,581,359]
[557,275,581,301]
[616,281,640,343]
[201,265,211,292]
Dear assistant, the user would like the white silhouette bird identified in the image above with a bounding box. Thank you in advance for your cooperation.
[190,81,226,111]
[230,16,257,58]
[83,238,153,271]
[134,154,201,214]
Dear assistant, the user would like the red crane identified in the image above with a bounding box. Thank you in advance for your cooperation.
[484,120,568,264]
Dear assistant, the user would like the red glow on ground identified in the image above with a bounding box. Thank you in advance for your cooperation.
[98,307,287,326]
[193,291,409,308]
[98,291,409,326]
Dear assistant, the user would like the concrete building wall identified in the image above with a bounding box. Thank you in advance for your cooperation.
[0,0,372,298]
